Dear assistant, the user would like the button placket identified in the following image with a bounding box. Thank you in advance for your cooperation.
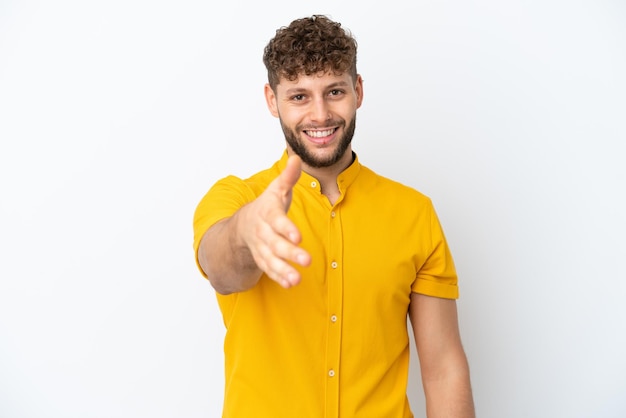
[325,204,342,417]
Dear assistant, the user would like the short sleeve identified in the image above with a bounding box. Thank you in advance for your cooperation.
[192,175,257,277]
[411,203,459,299]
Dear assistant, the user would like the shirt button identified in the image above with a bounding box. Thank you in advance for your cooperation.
[331,261,338,269]
[331,211,336,218]
[328,369,335,377]
[330,315,337,322]
[310,181,317,188]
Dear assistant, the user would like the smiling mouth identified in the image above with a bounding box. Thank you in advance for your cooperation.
[304,128,337,138]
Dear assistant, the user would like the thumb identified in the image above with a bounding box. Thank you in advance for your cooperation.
[276,154,302,193]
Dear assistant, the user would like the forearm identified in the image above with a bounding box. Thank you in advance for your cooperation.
[198,207,262,295]
[410,294,475,418]
[422,353,475,418]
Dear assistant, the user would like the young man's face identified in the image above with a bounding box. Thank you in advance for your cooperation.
[265,71,363,169]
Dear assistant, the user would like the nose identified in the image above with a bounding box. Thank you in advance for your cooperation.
[309,97,330,123]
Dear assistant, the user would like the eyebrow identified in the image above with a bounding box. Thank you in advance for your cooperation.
[284,81,350,96]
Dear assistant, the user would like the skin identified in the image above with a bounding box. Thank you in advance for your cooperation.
[198,70,475,417]
[411,293,476,417]
[265,71,364,205]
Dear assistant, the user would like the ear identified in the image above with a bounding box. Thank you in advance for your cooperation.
[264,83,279,118]
[355,74,364,109]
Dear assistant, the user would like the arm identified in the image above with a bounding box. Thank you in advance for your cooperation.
[197,155,311,295]
[409,293,475,418]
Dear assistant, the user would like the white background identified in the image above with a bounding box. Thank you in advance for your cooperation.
[1,1,625,417]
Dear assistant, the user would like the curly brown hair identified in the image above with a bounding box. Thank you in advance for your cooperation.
[263,15,358,90]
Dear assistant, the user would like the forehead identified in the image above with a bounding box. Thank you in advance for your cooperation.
[275,72,354,94]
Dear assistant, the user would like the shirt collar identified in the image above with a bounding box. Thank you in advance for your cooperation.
[277,150,361,193]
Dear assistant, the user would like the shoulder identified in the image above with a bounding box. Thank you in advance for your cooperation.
[357,164,433,208]
[208,160,281,199]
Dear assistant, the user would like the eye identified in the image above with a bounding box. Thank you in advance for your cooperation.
[329,89,344,97]
[291,94,306,101]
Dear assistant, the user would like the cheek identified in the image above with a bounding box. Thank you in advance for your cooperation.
[278,109,304,126]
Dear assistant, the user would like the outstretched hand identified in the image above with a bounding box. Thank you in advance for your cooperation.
[239,155,312,288]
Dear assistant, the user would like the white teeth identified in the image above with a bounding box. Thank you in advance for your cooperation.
[307,129,334,138]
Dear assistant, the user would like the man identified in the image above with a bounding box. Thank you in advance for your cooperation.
[193,15,475,418]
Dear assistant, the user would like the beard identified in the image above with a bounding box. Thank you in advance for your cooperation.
[280,115,356,168]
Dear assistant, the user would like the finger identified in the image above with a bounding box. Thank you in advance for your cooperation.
[264,227,311,267]
[253,215,311,265]
[254,241,304,288]
[268,208,303,245]
[254,214,310,267]
[267,258,302,288]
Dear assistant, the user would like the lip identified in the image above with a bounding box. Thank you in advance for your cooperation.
[303,127,338,145]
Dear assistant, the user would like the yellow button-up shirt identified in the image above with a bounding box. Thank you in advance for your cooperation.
[193,152,459,418]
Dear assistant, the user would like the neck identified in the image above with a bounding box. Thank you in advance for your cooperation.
[290,148,354,205]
